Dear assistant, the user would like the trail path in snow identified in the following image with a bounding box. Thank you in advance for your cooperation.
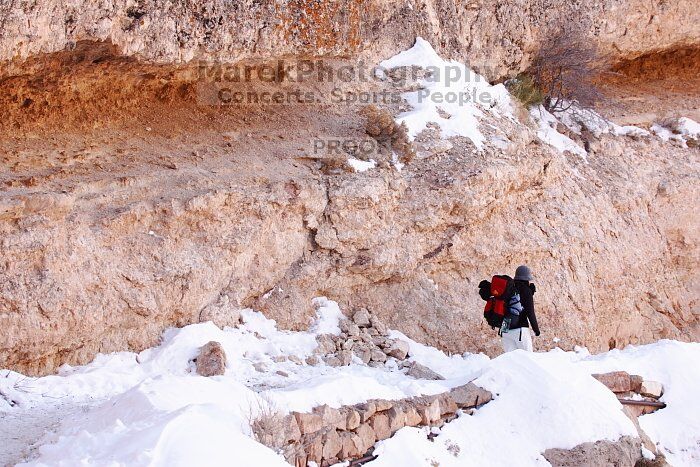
[1,308,698,467]
[0,401,91,466]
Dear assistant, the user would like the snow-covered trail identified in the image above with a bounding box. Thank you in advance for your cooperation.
[0,401,90,467]
[1,300,699,467]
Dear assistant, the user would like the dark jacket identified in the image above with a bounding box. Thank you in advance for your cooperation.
[512,280,540,335]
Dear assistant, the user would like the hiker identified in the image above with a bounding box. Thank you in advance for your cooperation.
[479,265,540,352]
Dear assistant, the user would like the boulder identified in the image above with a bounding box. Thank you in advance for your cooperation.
[640,381,664,399]
[305,355,320,366]
[345,408,361,430]
[353,308,371,327]
[302,433,323,465]
[403,404,422,426]
[374,399,393,412]
[438,393,458,415]
[293,412,324,435]
[353,344,373,364]
[630,374,644,393]
[387,406,406,433]
[195,341,226,377]
[315,334,337,355]
[355,401,377,422]
[370,348,387,363]
[592,371,632,393]
[405,361,444,380]
[339,431,361,459]
[337,349,353,366]
[370,316,388,335]
[370,413,391,440]
[323,355,342,367]
[416,396,441,425]
[322,428,342,460]
[313,404,344,429]
[354,423,377,454]
[449,383,492,408]
[386,340,410,360]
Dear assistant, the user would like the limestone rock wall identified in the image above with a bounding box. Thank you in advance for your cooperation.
[257,133,699,357]
[1,0,699,78]
[1,122,697,374]
[0,176,327,374]
[0,1,699,375]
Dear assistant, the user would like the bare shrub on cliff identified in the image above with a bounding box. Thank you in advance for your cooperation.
[251,409,287,450]
[249,400,304,462]
[247,394,285,447]
[529,24,603,113]
[360,104,416,163]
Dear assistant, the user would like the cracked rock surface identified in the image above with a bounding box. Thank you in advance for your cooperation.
[0,6,698,374]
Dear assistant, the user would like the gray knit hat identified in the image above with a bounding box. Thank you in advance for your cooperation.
[514,265,533,281]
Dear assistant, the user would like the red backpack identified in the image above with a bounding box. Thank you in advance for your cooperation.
[482,275,522,331]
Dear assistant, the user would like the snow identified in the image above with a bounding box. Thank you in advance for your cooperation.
[557,105,613,137]
[2,301,699,466]
[556,105,651,140]
[649,117,700,147]
[612,124,651,138]
[390,152,404,172]
[368,336,637,466]
[309,297,344,335]
[642,446,656,461]
[379,38,515,150]
[377,40,685,160]
[527,101,657,158]
[20,378,285,467]
[347,158,376,172]
[677,117,700,139]
[653,116,700,147]
[650,123,683,144]
[529,106,588,160]
[527,103,652,159]
[574,340,700,466]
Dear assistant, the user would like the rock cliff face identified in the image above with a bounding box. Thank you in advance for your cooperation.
[253,124,700,359]
[0,1,698,375]
[1,89,697,374]
[1,0,699,78]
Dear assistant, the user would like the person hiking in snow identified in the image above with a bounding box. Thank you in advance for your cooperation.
[479,265,540,352]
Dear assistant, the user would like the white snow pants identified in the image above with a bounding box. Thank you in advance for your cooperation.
[501,327,533,353]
